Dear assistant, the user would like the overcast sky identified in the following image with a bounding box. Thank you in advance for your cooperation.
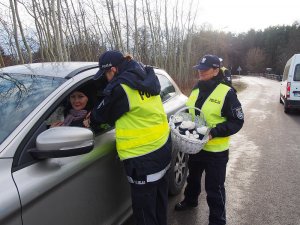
[195,0,300,33]
[1,0,299,35]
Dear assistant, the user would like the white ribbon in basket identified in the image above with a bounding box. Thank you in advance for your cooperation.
[169,106,207,127]
[169,106,211,154]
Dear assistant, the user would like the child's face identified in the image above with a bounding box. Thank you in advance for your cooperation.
[70,91,88,111]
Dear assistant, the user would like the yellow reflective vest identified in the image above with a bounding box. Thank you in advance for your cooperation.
[186,83,231,152]
[115,84,170,160]
[220,66,228,74]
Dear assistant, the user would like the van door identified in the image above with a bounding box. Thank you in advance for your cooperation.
[280,58,291,100]
[291,64,300,100]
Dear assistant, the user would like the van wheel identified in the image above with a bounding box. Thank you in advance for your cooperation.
[284,105,290,113]
[168,146,189,196]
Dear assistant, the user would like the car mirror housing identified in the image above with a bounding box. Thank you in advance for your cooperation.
[29,127,94,159]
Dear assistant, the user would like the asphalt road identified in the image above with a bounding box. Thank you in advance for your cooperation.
[125,76,300,225]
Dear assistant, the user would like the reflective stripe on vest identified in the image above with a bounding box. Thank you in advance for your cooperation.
[186,83,231,152]
[115,84,170,160]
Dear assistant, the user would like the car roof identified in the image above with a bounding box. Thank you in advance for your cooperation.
[0,62,99,78]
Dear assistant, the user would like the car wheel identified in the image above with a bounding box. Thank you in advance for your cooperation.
[168,146,189,196]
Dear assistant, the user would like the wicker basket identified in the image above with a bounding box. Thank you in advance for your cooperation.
[169,107,210,154]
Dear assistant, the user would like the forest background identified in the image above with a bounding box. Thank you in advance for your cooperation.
[1,0,300,86]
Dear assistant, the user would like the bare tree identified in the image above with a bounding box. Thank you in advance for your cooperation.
[0,46,5,67]
[144,0,157,65]
[0,17,18,64]
[246,47,266,72]
[123,0,129,53]
[57,0,68,61]
[1,0,200,86]
[14,0,32,63]
[133,0,139,58]
[51,0,64,61]
[9,0,24,64]
[164,0,170,69]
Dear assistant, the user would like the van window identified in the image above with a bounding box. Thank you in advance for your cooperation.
[294,64,300,81]
[282,59,291,81]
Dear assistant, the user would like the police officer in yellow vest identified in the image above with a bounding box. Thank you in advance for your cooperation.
[90,50,171,225]
[219,58,232,85]
[175,55,244,225]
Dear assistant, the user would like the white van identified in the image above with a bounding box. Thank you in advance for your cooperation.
[280,54,300,113]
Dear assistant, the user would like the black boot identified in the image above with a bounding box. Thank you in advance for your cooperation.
[174,200,198,211]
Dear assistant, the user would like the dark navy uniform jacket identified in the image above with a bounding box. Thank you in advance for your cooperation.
[190,75,244,161]
[193,76,244,138]
[90,60,171,178]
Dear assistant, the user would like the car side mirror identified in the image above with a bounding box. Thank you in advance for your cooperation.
[29,127,94,159]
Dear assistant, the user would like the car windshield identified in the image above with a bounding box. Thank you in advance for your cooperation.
[0,73,66,145]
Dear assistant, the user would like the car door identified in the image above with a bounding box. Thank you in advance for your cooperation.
[155,70,189,195]
[11,81,131,225]
[0,158,22,225]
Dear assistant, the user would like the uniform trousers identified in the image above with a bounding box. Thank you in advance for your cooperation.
[123,137,171,225]
[184,150,229,225]
[130,174,168,225]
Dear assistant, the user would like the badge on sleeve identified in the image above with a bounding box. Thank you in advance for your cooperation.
[232,106,244,120]
[97,99,105,109]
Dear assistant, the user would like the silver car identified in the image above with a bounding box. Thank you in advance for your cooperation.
[0,62,188,225]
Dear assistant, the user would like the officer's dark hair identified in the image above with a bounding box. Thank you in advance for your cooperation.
[124,54,133,61]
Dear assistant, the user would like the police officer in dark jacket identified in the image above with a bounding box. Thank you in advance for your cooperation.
[175,55,244,225]
[89,50,171,225]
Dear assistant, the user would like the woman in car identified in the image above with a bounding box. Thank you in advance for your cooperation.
[51,86,93,128]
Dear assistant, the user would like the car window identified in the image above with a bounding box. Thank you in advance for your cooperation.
[157,74,176,102]
[294,64,300,81]
[45,106,65,126]
[13,80,111,170]
[45,81,112,134]
[0,73,66,145]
